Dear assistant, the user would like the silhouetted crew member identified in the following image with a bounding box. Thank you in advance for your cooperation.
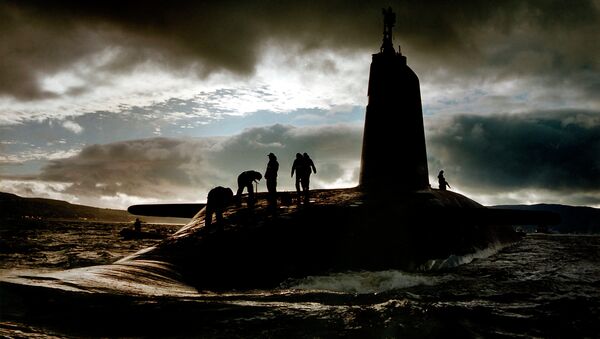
[300,153,317,202]
[236,170,262,207]
[265,153,279,206]
[205,186,234,227]
[291,153,305,200]
[438,170,451,191]
[133,218,142,232]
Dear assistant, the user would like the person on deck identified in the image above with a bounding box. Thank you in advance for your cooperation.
[300,153,317,203]
[265,153,279,207]
[205,186,234,227]
[236,170,262,207]
[438,170,451,191]
[291,153,306,202]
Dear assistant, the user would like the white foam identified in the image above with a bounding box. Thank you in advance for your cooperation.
[286,270,441,294]
[286,243,512,294]
[418,242,508,271]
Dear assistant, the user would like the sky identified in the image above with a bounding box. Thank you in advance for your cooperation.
[1,0,599,209]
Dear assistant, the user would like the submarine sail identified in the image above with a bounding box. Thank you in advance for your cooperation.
[359,7,429,193]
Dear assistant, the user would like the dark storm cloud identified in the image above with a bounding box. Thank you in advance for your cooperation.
[39,137,217,198]
[427,110,600,195]
[2,1,599,100]
[34,124,362,200]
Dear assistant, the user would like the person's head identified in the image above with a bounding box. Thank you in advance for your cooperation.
[254,171,263,181]
[296,153,302,159]
[135,218,139,221]
[224,187,234,203]
[439,170,444,175]
[268,152,276,160]
[303,152,310,158]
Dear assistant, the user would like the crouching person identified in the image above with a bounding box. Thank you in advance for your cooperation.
[205,186,234,228]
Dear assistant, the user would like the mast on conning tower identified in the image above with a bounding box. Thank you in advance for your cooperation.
[380,7,396,54]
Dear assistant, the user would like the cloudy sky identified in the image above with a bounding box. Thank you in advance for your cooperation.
[1,0,599,209]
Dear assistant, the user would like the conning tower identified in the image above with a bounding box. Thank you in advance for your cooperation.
[359,7,429,193]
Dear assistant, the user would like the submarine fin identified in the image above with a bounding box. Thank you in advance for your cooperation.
[127,204,205,218]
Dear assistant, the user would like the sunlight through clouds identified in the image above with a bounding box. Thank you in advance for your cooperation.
[1,1,598,208]
[62,120,84,134]
[0,179,76,202]
[0,45,369,126]
[0,148,82,164]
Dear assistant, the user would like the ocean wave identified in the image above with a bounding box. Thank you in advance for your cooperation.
[418,242,509,271]
[285,270,443,294]
[1,260,198,297]
[284,243,511,294]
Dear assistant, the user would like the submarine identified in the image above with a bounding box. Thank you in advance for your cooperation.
[116,8,557,289]
[1,8,558,294]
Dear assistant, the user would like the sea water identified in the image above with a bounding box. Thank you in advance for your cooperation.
[1,219,599,337]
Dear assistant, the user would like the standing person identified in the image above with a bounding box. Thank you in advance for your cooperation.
[205,186,234,227]
[236,170,262,207]
[291,153,305,202]
[438,170,451,191]
[301,153,317,202]
[265,153,279,207]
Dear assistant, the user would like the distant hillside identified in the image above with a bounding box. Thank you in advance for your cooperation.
[492,204,600,234]
[0,192,190,224]
[0,192,132,221]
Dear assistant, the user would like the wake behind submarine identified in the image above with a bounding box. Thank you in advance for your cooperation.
[120,8,558,290]
[2,9,558,294]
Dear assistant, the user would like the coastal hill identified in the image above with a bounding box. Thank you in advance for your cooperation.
[0,192,131,221]
[492,204,600,234]
[0,192,188,224]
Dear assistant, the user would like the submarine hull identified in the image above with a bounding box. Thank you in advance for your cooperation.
[125,188,521,289]
[0,188,554,295]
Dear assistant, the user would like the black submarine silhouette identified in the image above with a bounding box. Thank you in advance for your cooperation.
[1,8,558,294]
[119,8,557,289]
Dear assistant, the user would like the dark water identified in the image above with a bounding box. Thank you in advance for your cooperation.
[1,219,599,338]
[0,219,178,270]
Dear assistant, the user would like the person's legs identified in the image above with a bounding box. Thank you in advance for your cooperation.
[267,179,277,206]
[247,183,254,207]
[295,176,301,194]
[301,176,310,203]
[267,179,276,194]
[215,209,223,224]
[303,176,310,191]
[205,207,213,227]
[236,180,244,206]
